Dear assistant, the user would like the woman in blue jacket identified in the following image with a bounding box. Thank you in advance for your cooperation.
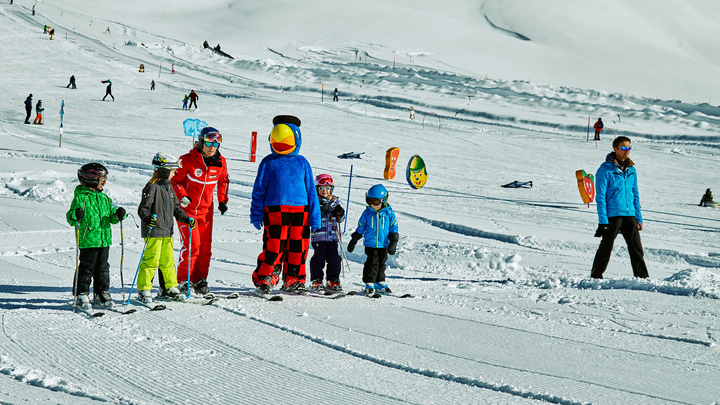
[590,136,648,279]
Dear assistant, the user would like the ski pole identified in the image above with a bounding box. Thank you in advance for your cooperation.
[333,220,352,276]
[125,214,156,305]
[185,218,193,298]
[119,219,126,305]
[72,225,80,312]
[343,164,353,233]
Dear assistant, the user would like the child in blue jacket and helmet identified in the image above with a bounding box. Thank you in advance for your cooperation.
[346,184,399,295]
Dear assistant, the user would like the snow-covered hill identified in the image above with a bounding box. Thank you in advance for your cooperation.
[1,1,719,403]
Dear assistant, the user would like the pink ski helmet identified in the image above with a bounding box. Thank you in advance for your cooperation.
[315,174,334,192]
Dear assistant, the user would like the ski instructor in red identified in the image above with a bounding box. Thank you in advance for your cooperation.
[250,115,321,295]
[172,126,229,294]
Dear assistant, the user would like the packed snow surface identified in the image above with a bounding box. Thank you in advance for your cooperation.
[0,1,719,404]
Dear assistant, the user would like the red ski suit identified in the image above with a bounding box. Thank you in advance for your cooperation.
[172,148,229,284]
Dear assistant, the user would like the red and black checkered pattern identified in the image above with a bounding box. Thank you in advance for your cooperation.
[252,205,310,287]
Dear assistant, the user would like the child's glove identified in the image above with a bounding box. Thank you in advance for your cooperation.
[180,196,192,208]
[387,232,399,255]
[148,217,158,228]
[187,218,196,229]
[332,205,345,220]
[346,231,361,252]
[594,224,612,238]
[115,207,126,221]
[252,222,263,230]
[218,201,228,215]
[74,207,84,222]
[320,199,331,214]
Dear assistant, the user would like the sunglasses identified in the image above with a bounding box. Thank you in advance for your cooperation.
[317,186,332,191]
[204,141,220,148]
[366,198,382,206]
[619,146,632,151]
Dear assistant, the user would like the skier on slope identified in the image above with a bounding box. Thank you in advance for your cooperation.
[171,127,229,295]
[102,80,114,101]
[308,174,346,293]
[593,118,604,141]
[24,94,32,124]
[33,100,44,124]
[66,75,76,89]
[66,163,127,310]
[250,115,321,295]
[698,188,713,206]
[188,89,198,109]
[136,153,195,303]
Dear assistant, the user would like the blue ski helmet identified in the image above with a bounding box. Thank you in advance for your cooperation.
[199,127,222,148]
[366,184,388,205]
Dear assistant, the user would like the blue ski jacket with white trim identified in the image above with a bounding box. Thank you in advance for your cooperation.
[595,153,642,225]
[355,204,398,248]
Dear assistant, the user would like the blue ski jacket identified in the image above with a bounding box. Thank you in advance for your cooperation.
[355,204,398,248]
[595,153,642,225]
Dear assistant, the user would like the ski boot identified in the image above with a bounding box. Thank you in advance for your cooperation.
[177,281,194,296]
[76,293,92,310]
[375,283,392,294]
[280,280,308,294]
[93,290,114,309]
[310,279,325,293]
[364,283,376,296]
[326,280,343,292]
[137,290,153,303]
[194,278,210,295]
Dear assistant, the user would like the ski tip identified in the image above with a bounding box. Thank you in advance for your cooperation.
[92,312,106,317]
[151,304,166,311]
[346,291,358,296]
[268,295,283,301]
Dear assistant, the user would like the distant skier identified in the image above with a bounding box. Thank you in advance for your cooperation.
[346,184,399,296]
[33,100,44,124]
[333,88,339,102]
[43,25,48,34]
[66,163,127,310]
[590,136,648,279]
[188,89,198,109]
[594,118,604,141]
[48,28,54,40]
[150,80,155,91]
[699,188,713,206]
[32,4,35,15]
[182,94,189,110]
[24,94,32,124]
[409,106,415,120]
[102,80,114,101]
[66,75,76,89]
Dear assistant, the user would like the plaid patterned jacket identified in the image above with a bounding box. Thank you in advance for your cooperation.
[311,196,345,243]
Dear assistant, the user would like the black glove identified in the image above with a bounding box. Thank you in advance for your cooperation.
[180,196,191,208]
[594,224,612,238]
[74,207,84,222]
[387,232,399,255]
[319,198,330,214]
[332,204,345,220]
[218,201,228,215]
[115,207,126,221]
[346,231,361,253]
[148,217,158,228]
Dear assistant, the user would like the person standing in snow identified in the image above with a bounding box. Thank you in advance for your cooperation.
[409,106,415,120]
[333,88,339,101]
[250,115,321,295]
[66,75,76,89]
[150,80,155,91]
[346,184,399,295]
[590,136,648,279]
[66,163,127,310]
[188,89,198,109]
[102,80,114,101]
[24,94,32,124]
[308,174,346,293]
[698,188,713,206]
[593,118,604,141]
[33,100,44,124]
[171,127,229,295]
[182,94,189,110]
[136,153,195,302]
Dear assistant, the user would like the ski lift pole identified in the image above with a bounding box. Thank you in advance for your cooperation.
[344,164,353,233]
[125,214,156,305]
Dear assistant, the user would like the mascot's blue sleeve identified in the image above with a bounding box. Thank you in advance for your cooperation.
[303,158,321,228]
[250,159,269,223]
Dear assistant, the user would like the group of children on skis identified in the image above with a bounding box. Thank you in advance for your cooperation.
[67,115,399,310]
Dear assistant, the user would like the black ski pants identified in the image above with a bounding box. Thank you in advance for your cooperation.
[74,246,111,295]
[25,106,31,124]
[591,216,649,279]
[363,247,388,284]
[309,241,341,282]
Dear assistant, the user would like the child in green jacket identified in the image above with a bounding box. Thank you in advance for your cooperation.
[66,163,127,309]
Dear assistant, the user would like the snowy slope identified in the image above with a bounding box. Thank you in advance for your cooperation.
[1,1,720,404]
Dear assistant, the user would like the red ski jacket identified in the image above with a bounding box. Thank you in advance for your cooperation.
[172,148,229,216]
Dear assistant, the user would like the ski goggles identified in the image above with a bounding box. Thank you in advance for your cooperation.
[204,141,220,147]
[203,132,222,147]
[619,146,631,151]
[317,186,332,191]
[316,178,333,186]
[366,197,383,206]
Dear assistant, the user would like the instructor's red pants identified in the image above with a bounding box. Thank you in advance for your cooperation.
[177,209,213,284]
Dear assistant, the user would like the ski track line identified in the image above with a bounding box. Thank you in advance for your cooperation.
[213,302,589,405]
